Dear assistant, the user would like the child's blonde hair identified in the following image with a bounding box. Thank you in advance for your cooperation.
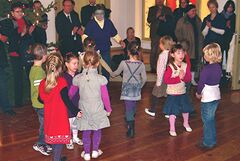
[45,52,64,93]
[203,43,222,63]
[32,43,47,60]
[160,36,173,50]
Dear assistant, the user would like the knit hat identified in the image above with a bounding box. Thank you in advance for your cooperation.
[185,4,196,13]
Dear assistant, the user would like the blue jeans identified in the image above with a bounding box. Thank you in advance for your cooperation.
[0,67,12,112]
[34,108,45,145]
[201,100,219,147]
[124,100,137,121]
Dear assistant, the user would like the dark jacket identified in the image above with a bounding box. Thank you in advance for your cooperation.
[147,5,173,39]
[81,4,96,27]
[55,10,83,57]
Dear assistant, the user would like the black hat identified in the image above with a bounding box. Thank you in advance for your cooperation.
[185,4,196,13]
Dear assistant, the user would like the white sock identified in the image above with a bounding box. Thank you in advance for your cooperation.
[72,129,79,140]
[191,72,195,81]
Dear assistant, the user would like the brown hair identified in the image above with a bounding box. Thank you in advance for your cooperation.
[62,0,75,6]
[203,43,222,63]
[207,0,218,8]
[160,36,173,50]
[32,43,47,60]
[180,40,190,52]
[45,52,64,93]
[83,50,100,68]
[168,44,185,70]
[83,37,96,51]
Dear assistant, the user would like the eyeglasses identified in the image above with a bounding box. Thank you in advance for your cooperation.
[14,10,23,13]
[95,11,104,15]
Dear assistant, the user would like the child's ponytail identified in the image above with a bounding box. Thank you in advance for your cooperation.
[45,52,64,93]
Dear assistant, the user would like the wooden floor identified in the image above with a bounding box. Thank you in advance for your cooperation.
[1,82,240,161]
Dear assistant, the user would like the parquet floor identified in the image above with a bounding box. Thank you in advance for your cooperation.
[1,82,240,161]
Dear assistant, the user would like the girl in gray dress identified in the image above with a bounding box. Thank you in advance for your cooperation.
[73,50,112,161]
[111,41,147,138]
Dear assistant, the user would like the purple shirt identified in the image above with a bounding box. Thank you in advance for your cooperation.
[63,72,79,118]
[197,63,222,94]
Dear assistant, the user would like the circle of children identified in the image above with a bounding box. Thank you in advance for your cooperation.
[0,0,234,160]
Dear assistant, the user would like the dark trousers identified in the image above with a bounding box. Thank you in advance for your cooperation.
[149,95,159,113]
[101,51,111,81]
[124,100,137,121]
[52,144,64,161]
[10,57,24,106]
[0,67,12,112]
[150,36,160,70]
[34,108,45,145]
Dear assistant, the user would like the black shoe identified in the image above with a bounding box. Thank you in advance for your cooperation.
[4,110,16,116]
[126,121,135,138]
[150,69,156,73]
[61,156,67,161]
[196,142,215,150]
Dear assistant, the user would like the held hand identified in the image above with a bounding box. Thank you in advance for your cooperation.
[206,21,212,29]
[107,112,111,116]
[72,26,79,34]
[159,15,166,21]
[0,34,8,43]
[29,25,36,35]
[156,9,161,18]
[77,111,83,118]
[77,27,84,36]
[21,25,27,37]
[120,40,126,49]
[196,93,202,99]
[179,69,185,80]
[42,24,48,30]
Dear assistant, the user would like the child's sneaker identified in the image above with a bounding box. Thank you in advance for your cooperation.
[73,137,83,145]
[33,144,50,156]
[144,108,155,117]
[45,144,52,153]
[164,115,169,119]
[84,153,91,161]
[92,149,103,158]
[66,139,74,150]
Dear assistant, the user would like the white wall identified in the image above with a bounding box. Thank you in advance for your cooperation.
[44,0,235,47]
[40,0,56,43]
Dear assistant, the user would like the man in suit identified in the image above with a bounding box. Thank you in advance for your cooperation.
[81,0,96,27]
[147,0,172,73]
[55,0,83,57]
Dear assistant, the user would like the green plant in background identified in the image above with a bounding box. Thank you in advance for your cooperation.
[0,0,56,27]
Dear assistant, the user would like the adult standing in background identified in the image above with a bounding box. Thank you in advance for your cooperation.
[32,0,48,45]
[147,0,172,73]
[0,20,16,116]
[81,0,96,27]
[84,4,125,80]
[173,0,189,24]
[81,0,112,28]
[175,4,203,86]
[221,0,236,61]
[201,0,225,48]
[56,0,83,57]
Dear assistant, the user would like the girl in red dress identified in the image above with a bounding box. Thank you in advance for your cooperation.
[39,52,82,161]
